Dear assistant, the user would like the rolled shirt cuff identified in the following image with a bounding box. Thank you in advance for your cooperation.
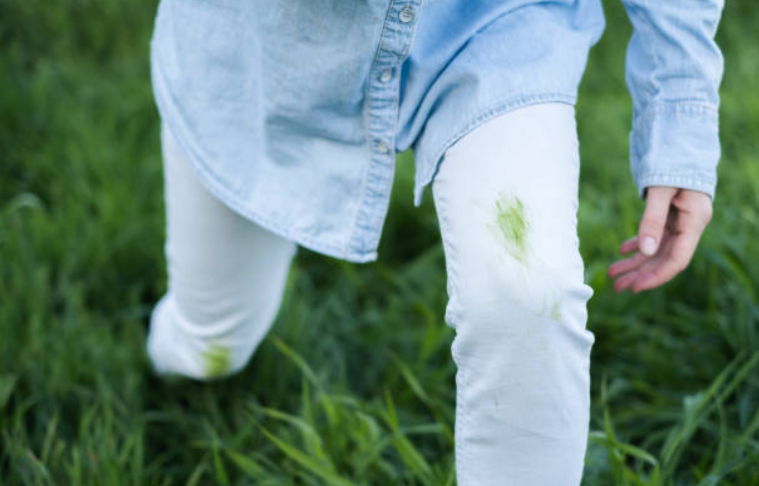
[629,103,720,203]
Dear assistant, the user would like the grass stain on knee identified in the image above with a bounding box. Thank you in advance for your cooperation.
[491,192,530,264]
[204,345,231,378]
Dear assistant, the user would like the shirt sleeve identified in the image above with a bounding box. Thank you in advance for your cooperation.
[619,0,725,202]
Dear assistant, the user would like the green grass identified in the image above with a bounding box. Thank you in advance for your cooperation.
[1,0,758,484]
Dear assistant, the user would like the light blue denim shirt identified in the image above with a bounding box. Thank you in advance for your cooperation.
[150,0,724,263]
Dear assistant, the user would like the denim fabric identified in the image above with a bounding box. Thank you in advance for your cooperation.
[149,0,724,264]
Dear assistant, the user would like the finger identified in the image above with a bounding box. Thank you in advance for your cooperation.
[630,256,681,293]
[631,232,698,292]
[633,202,705,292]
[619,235,639,255]
[608,250,649,278]
[638,186,678,256]
[672,197,711,236]
[612,235,676,291]
[613,268,640,293]
[671,189,714,229]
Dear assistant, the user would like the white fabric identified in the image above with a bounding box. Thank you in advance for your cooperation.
[432,102,595,485]
[147,122,297,380]
[148,102,596,484]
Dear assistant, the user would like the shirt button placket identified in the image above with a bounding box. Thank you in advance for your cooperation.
[369,4,417,160]
[351,1,422,258]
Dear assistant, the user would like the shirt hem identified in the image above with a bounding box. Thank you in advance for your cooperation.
[152,54,379,264]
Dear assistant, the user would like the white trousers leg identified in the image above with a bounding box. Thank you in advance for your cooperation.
[147,122,298,381]
[432,103,596,485]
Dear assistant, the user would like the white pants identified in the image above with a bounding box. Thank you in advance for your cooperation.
[148,102,595,485]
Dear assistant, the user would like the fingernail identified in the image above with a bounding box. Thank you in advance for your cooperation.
[641,236,657,256]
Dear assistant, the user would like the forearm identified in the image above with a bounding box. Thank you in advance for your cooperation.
[620,0,725,201]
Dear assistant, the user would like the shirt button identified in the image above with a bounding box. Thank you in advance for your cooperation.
[377,140,390,154]
[398,5,414,23]
[380,68,393,83]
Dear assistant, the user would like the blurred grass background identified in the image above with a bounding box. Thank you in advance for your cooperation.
[1,0,758,484]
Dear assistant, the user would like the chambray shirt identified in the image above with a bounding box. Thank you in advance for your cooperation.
[150,0,724,263]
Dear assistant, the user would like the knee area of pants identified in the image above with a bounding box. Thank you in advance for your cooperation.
[152,295,270,381]
[171,291,275,342]
[448,261,595,360]
[458,258,591,319]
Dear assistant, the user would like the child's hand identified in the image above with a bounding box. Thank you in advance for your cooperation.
[607,186,713,293]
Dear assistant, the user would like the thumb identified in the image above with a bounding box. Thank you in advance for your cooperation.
[638,186,678,256]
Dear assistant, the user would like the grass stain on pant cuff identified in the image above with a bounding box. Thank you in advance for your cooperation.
[204,345,232,378]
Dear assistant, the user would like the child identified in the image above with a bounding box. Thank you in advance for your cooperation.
[146,0,723,483]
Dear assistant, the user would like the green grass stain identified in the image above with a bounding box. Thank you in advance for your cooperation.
[203,345,231,378]
[550,301,562,321]
[493,192,530,264]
